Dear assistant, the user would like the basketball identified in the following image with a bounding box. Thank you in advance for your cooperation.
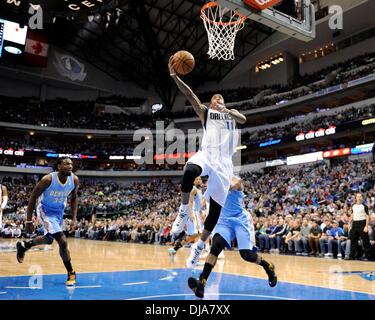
[172,50,195,75]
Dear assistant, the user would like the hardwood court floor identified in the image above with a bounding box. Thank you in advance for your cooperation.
[0,238,374,300]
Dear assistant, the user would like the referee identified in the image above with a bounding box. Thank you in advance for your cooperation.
[349,193,371,260]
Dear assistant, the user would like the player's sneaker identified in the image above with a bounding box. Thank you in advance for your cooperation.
[16,241,27,263]
[168,247,177,262]
[265,263,277,287]
[66,271,76,286]
[188,277,205,298]
[171,205,189,234]
[186,242,203,268]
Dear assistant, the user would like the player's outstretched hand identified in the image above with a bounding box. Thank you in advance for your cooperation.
[168,55,176,76]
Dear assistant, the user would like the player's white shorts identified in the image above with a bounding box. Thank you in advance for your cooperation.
[186,150,233,207]
[213,212,255,251]
[37,205,63,235]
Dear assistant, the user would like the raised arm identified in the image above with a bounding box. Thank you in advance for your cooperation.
[168,56,206,124]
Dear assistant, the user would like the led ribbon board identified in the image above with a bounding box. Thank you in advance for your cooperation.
[0,19,4,58]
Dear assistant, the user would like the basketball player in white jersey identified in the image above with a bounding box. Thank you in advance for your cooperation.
[0,183,8,230]
[168,177,203,262]
[168,56,247,268]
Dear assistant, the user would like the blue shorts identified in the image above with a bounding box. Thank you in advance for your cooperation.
[37,205,63,235]
[213,215,255,250]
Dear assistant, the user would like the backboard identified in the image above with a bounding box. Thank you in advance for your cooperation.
[216,0,316,42]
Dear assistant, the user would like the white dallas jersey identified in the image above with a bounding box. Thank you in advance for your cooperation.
[201,107,239,159]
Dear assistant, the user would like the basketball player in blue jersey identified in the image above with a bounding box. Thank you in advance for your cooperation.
[168,56,247,268]
[188,176,277,298]
[16,157,79,286]
[168,177,203,261]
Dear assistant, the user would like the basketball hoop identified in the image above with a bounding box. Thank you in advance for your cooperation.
[201,2,247,61]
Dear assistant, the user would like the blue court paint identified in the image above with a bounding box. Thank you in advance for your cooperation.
[0,269,373,300]
[333,270,375,281]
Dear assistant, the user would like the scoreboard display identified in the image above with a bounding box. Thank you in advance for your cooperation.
[0,19,4,58]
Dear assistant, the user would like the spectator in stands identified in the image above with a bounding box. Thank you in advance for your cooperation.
[285,220,301,255]
[319,219,332,257]
[309,220,322,256]
[269,217,285,252]
[326,221,343,258]
[300,218,311,256]
[258,221,272,253]
[339,223,351,259]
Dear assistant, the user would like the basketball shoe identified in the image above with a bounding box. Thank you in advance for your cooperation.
[168,247,177,263]
[188,277,205,298]
[66,271,76,286]
[186,242,203,268]
[265,263,277,287]
[16,240,27,263]
[171,205,189,234]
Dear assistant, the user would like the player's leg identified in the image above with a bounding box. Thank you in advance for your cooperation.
[239,249,277,287]
[236,221,277,287]
[171,164,202,234]
[187,197,222,268]
[168,231,186,261]
[16,233,54,263]
[188,233,228,298]
[53,232,76,285]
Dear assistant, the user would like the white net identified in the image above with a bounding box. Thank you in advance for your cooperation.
[201,2,247,61]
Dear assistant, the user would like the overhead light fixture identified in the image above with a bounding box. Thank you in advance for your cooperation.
[53,16,56,23]
[88,15,94,22]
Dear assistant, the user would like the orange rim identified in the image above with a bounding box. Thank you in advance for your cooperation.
[201,1,247,26]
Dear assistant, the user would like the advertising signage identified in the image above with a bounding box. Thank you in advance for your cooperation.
[296,126,336,142]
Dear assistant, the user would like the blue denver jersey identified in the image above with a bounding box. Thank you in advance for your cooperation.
[37,172,75,216]
[220,189,245,218]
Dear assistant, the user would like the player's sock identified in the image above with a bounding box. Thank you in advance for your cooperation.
[259,257,271,270]
[174,241,183,252]
[174,231,186,242]
[199,263,213,283]
[63,260,73,273]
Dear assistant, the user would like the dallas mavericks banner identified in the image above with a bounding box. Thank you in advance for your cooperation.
[53,51,87,81]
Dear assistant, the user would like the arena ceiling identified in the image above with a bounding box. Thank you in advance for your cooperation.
[1,0,275,109]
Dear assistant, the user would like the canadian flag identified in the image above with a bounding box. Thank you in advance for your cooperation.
[24,31,49,67]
